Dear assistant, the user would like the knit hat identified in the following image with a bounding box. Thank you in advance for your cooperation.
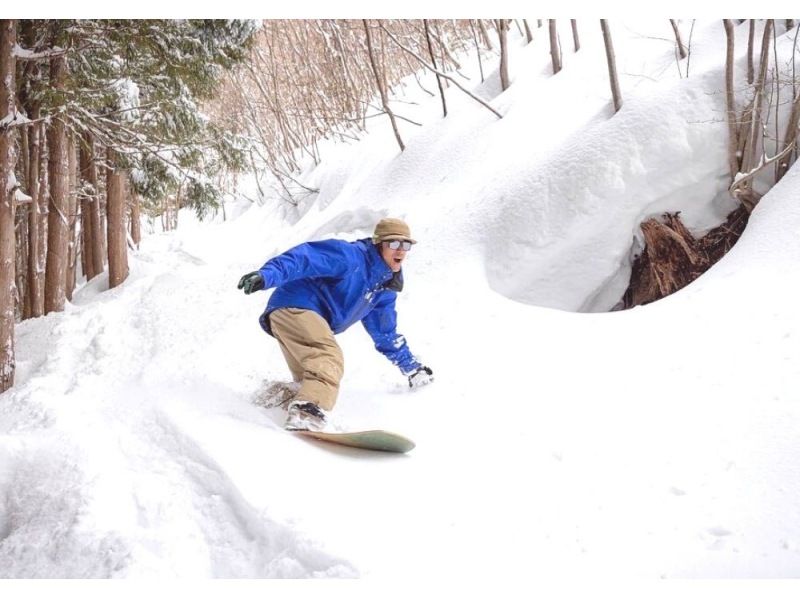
[372,218,416,244]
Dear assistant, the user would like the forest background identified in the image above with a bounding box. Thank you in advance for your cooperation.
[1,13,798,395]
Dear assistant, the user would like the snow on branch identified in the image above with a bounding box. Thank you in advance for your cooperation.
[14,188,32,205]
[0,109,31,132]
[730,141,797,198]
[12,44,68,61]
[5,171,32,205]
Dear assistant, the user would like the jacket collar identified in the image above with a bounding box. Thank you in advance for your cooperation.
[386,270,404,292]
[364,239,404,292]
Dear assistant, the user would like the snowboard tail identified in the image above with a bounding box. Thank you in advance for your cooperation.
[293,429,415,453]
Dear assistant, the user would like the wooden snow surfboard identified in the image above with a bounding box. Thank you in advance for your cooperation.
[292,429,415,453]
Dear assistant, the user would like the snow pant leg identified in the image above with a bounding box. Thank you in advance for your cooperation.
[268,308,344,411]
[274,335,304,383]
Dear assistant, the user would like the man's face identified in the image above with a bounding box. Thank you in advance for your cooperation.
[380,240,412,272]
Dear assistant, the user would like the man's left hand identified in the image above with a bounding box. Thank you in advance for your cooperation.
[408,366,434,389]
[238,271,265,294]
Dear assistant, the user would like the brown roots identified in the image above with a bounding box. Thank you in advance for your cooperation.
[621,206,749,308]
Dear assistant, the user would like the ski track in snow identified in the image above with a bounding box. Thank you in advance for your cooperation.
[0,241,356,578]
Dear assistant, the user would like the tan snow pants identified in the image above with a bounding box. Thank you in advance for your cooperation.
[268,308,344,411]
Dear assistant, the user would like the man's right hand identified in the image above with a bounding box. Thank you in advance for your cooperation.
[238,271,265,294]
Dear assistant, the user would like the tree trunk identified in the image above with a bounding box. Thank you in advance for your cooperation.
[79,146,91,283]
[469,20,485,82]
[45,54,70,314]
[89,135,104,275]
[65,133,78,300]
[423,20,447,117]
[477,20,493,50]
[106,148,128,289]
[80,193,89,282]
[735,19,774,211]
[723,20,740,180]
[79,132,104,280]
[31,120,47,317]
[670,19,687,59]
[497,19,510,91]
[0,19,17,392]
[25,113,44,318]
[549,20,562,74]
[600,20,623,113]
[16,203,28,321]
[571,20,580,52]
[777,86,800,181]
[130,193,141,249]
[18,124,30,319]
[363,20,405,152]
[747,20,755,84]
[523,19,533,44]
[742,20,773,175]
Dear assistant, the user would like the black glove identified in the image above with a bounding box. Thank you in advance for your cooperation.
[408,366,434,389]
[238,271,265,294]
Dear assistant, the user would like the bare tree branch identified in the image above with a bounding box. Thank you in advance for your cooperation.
[379,23,503,119]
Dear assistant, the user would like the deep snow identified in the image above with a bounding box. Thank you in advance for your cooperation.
[2,19,800,583]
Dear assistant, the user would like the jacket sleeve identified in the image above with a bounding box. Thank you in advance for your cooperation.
[361,291,421,375]
[257,239,353,289]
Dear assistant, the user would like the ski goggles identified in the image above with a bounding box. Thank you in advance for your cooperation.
[384,240,413,251]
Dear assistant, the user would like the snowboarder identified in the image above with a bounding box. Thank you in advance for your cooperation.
[238,218,434,431]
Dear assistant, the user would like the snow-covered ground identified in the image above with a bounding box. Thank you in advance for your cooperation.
[3,19,800,584]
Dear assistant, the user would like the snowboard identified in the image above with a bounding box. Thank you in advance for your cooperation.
[291,428,415,453]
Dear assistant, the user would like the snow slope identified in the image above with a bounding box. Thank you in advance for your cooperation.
[3,19,800,581]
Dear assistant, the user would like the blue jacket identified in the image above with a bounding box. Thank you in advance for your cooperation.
[256,238,421,374]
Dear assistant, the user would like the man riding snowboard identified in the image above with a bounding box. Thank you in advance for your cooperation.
[238,218,433,431]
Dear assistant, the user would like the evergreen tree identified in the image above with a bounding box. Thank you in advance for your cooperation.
[12,19,258,308]
[53,20,257,218]
[17,19,255,211]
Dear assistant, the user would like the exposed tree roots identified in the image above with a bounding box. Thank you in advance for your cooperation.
[621,206,750,309]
